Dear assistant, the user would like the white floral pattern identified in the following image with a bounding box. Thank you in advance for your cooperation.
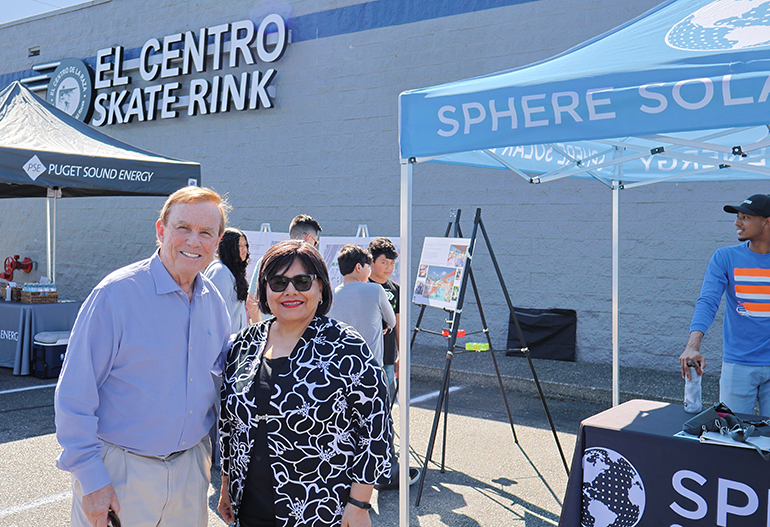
[220,316,392,526]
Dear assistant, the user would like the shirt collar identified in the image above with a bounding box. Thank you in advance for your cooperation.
[150,250,208,298]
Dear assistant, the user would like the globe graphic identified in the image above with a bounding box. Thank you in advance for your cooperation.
[581,447,645,527]
[666,0,770,51]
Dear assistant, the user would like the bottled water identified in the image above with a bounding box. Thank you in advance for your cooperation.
[684,365,702,414]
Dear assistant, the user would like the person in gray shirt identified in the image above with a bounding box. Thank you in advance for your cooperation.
[328,244,395,367]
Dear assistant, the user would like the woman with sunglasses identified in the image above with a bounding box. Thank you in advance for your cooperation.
[204,227,250,333]
[218,240,392,527]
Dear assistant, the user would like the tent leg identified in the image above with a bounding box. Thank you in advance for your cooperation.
[46,194,53,282]
[612,182,619,407]
[398,159,413,527]
[52,193,57,284]
[46,188,61,284]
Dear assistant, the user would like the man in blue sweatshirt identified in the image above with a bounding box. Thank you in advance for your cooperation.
[681,194,770,415]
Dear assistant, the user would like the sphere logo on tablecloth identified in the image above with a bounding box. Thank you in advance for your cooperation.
[666,0,770,51]
[581,447,645,527]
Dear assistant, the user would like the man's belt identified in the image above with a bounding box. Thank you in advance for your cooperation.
[101,439,190,461]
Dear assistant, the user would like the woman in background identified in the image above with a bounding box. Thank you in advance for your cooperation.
[205,227,250,333]
[218,240,391,527]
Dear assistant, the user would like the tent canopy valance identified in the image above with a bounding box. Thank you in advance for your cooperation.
[0,81,200,198]
[399,0,770,186]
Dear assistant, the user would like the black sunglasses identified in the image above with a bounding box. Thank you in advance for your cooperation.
[267,274,316,292]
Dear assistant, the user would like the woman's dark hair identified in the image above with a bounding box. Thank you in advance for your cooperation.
[218,228,250,302]
[258,239,333,317]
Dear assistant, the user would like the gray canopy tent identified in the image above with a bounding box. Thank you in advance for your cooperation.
[396,0,770,522]
[0,81,201,282]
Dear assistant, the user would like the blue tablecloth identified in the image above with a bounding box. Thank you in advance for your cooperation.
[0,300,82,375]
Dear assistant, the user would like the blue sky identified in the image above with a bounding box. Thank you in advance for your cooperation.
[1,0,84,26]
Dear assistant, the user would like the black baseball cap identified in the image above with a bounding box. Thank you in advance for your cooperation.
[724,194,770,217]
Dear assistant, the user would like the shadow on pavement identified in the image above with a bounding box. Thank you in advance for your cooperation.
[0,367,57,445]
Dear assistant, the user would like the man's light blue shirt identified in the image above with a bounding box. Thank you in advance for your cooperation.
[55,251,231,495]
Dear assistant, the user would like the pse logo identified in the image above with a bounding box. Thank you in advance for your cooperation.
[23,155,46,181]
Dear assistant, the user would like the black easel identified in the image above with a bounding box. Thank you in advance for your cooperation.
[413,208,569,506]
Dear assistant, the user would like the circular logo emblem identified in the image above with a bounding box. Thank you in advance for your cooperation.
[46,58,94,122]
[666,0,770,51]
[582,447,646,527]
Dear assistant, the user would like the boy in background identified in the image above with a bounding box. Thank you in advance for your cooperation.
[328,244,395,368]
[368,237,400,397]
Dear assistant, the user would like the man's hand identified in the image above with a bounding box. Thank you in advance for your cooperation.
[82,484,120,527]
[218,476,235,523]
[680,331,706,379]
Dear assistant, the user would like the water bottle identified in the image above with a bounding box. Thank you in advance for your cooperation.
[684,362,702,414]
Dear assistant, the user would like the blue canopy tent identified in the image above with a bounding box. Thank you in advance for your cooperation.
[395,1,770,517]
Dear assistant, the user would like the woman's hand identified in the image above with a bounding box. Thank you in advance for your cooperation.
[217,475,234,523]
[341,503,371,527]
[342,483,373,527]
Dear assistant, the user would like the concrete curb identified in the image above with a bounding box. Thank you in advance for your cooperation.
[411,364,682,406]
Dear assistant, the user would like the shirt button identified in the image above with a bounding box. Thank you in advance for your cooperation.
[182,441,186,446]
[189,410,193,414]
[189,378,193,382]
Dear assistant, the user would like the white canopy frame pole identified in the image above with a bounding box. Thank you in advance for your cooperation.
[612,181,620,406]
[52,192,57,283]
[611,146,623,407]
[46,192,52,282]
[398,158,413,527]
[46,187,61,283]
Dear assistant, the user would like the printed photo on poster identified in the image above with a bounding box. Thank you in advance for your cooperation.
[413,237,471,311]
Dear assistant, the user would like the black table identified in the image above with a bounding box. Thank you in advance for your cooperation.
[0,300,82,375]
[560,399,770,526]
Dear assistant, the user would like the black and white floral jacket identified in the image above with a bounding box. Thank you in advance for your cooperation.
[220,316,392,526]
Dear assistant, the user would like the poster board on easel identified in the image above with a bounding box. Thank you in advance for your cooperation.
[241,230,400,290]
[241,230,290,287]
[412,237,470,312]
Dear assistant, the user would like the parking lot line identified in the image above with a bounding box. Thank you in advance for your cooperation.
[0,383,57,395]
[0,490,70,518]
[408,385,463,404]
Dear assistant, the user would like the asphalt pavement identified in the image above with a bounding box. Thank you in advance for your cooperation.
[0,343,697,527]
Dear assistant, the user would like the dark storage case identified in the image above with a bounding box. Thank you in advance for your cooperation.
[506,308,577,362]
[31,331,70,379]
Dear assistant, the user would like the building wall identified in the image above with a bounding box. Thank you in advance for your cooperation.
[0,0,752,370]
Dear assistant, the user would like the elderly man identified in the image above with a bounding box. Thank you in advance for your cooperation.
[55,186,232,527]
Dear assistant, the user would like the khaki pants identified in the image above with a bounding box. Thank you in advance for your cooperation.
[71,438,212,527]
